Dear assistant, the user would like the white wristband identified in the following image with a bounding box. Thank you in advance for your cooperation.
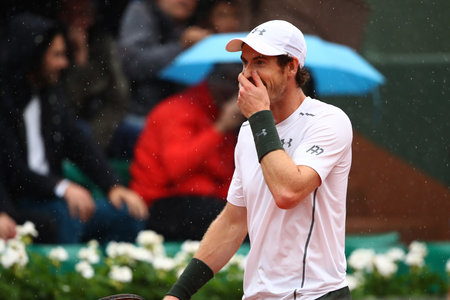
[54,179,70,198]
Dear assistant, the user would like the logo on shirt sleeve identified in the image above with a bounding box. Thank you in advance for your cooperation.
[306,145,324,155]
[281,138,293,148]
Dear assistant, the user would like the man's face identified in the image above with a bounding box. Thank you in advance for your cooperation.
[157,0,198,22]
[240,44,288,104]
[40,34,69,85]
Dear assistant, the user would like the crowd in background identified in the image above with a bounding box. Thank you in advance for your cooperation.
[0,0,244,244]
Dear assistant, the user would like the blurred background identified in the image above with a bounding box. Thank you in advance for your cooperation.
[0,0,448,244]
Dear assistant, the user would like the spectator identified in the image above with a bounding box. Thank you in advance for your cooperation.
[112,0,211,158]
[0,12,148,244]
[130,63,243,240]
[57,0,131,154]
[0,127,16,241]
[201,0,241,33]
[0,117,58,242]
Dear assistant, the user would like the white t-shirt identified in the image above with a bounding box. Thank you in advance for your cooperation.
[227,97,353,300]
[23,96,49,175]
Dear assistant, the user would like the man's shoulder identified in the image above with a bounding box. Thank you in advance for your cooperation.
[304,97,345,113]
[304,98,351,124]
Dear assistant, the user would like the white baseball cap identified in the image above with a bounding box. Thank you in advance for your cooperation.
[226,20,307,67]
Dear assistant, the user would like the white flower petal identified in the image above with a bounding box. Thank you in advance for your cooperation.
[385,247,405,262]
[374,254,398,277]
[49,246,69,262]
[75,261,94,279]
[348,248,375,272]
[109,265,133,283]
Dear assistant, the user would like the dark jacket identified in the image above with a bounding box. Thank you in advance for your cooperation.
[0,13,119,201]
[0,138,16,217]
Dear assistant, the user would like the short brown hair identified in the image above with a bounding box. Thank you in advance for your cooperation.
[277,55,310,88]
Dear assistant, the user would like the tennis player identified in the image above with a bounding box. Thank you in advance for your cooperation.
[164,19,353,300]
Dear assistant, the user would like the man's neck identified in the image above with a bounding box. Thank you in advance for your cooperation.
[271,88,306,124]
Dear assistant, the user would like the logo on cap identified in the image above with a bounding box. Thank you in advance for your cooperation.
[251,28,266,36]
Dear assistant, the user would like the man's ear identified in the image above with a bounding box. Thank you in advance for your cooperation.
[288,58,299,76]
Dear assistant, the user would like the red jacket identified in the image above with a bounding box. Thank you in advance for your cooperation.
[130,82,237,206]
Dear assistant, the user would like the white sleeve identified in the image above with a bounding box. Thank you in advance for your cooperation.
[226,168,246,207]
[227,131,246,207]
[293,109,353,182]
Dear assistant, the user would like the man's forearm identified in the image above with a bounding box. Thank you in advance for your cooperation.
[165,203,247,299]
[194,203,248,273]
[260,150,321,209]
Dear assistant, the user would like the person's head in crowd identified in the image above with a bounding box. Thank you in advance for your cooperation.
[57,0,98,66]
[0,12,68,88]
[34,34,69,87]
[208,0,240,33]
[206,62,241,107]
[157,0,199,24]
[58,0,96,32]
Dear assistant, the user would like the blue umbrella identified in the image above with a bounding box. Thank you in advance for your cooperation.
[160,32,385,96]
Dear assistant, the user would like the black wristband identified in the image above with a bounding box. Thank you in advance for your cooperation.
[248,110,283,162]
[166,258,213,300]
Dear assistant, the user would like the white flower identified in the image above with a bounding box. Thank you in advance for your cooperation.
[106,241,136,259]
[1,239,28,268]
[16,221,38,238]
[385,247,405,262]
[1,247,21,268]
[136,230,164,247]
[78,246,100,264]
[7,239,25,251]
[129,247,153,263]
[75,261,94,279]
[135,231,166,258]
[150,243,166,257]
[173,251,191,267]
[408,241,427,257]
[0,239,5,252]
[405,251,425,267]
[180,240,200,255]
[153,256,176,271]
[48,246,69,262]
[346,274,361,291]
[373,254,398,277]
[223,254,247,271]
[109,265,133,283]
[404,241,427,268]
[87,240,99,249]
[106,241,155,264]
[348,248,375,272]
[446,259,450,274]
[62,285,71,293]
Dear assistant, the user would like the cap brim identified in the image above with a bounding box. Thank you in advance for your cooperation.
[226,37,285,57]
[225,38,246,52]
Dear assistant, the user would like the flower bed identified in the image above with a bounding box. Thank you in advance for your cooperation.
[0,222,448,299]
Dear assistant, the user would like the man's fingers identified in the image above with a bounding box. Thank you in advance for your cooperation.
[251,70,263,87]
[238,73,252,88]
